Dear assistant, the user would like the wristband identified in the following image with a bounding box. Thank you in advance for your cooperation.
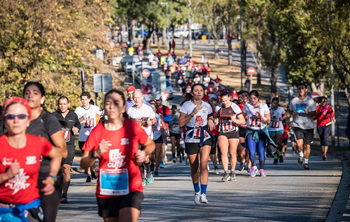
[49,175,57,185]
[90,151,98,159]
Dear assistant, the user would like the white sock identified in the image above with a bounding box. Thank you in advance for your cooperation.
[304,159,309,164]
[299,152,304,157]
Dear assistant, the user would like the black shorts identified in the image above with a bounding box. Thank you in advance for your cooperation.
[293,127,314,145]
[79,141,85,151]
[210,136,218,155]
[282,138,288,145]
[161,130,168,144]
[218,130,239,139]
[290,134,297,143]
[97,192,144,218]
[239,127,246,138]
[62,145,75,165]
[185,139,212,155]
[170,132,181,139]
[153,136,163,144]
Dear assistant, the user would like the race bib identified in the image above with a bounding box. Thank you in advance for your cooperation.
[61,128,70,142]
[84,118,95,128]
[250,118,262,127]
[270,121,280,128]
[221,121,236,133]
[100,169,129,196]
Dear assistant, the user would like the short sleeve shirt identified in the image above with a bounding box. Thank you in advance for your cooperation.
[243,102,270,130]
[179,100,212,143]
[127,103,156,139]
[269,106,285,131]
[75,105,102,142]
[215,103,242,133]
[289,96,316,130]
[0,134,52,204]
[82,119,148,198]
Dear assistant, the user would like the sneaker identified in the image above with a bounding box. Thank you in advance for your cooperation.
[146,173,154,184]
[260,169,266,177]
[173,158,176,163]
[185,158,189,165]
[303,163,310,170]
[229,171,237,180]
[247,167,251,174]
[160,161,165,168]
[221,172,231,182]
[322,155,327,161]
[60,194,68,204]
[86,175,92,183]
[239,162,247,171]
[178,156,182,163]
[273,158,278,165]
[279,155,284,163]
[153,171,159,177]
[90,169,97,180]
[298,156,304,165]
[214,167,219,175]
[142,179,147,187]
[250,167,258,177]
[194,192,201,205]
[200,194,208,204]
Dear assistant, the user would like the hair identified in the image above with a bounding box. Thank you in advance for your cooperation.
[221,90,230,98]
[179,83,205,104]
[249,90,260,98]
[297,82,308,88]
[191,83,205,94]
[180,93,192,106]
[237,90,249,96]
[57,96,69,105]
[171,105,177,109]
[318,96,327,103]
[271,97,279,103]
[23,81,46,97]
[104,89,126,105]
[80,91,91,99]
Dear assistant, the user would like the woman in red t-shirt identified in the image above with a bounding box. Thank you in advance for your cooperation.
[80,89,155,221]
[0,97,61,222]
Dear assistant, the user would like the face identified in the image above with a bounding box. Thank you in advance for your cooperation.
[321,98,327,105]
[250,94,259,105]
[133,91,143,107]
[152,104,157,113]
[156,99,162,106]
[128,92,134,101]
[104,93,125,120]
[298,85,307,96]
[23,85,44,109]
[172,107,177,114]
[4,103,30,135]
[221,95,231,107]
[192,85,204,100]
[272,100,279,108]
[58,98,69,113]
[239,92,249,104]
[81,96,90,107]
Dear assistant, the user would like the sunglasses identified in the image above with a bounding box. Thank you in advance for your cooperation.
[4,114,29,120]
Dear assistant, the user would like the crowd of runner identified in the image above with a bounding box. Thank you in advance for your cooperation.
[0,47,337,221]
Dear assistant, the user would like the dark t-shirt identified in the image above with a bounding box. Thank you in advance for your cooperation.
[26,110,62,174]
[52,110,80,146]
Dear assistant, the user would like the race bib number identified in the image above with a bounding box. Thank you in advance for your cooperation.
[221,121,236,133]
[62,128,70,142]
[100,169,129,196]
[250,118,262,127]
[84,118,95,128]
[270,121,280,128]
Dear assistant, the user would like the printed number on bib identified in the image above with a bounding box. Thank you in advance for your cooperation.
[221,121,236,133]
[270,121,280,128]
[193,128,207,139]
[250,118,262,127]
[62,128,70,142]
[84,118,95,128]
[100,168,129,196]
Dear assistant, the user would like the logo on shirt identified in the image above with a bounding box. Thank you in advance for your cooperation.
[121,138,129,145]
[5,168,30,194]
[26,156,37,165]
[107,149,126,169]
[2,157,13,166]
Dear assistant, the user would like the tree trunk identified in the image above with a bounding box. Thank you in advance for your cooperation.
[242,40,247,76]
[162,27,166,45]
[214,38,220,59]
[270,67,277,93]
[227,36,232,65]
[157,34,160,51]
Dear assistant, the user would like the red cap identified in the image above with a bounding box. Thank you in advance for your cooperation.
[127,85,136,93]
[2,97,31,119]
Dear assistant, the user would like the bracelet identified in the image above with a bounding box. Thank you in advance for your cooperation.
[49,175,57,185]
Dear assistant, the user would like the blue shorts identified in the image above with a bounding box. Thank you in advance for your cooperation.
[269,130,284,136]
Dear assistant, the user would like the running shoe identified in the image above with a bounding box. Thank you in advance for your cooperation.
[185,158,189,165]
[160,161,165,168]
[90,169,97,180]
[230,171,237,180]
[247,167,251,174]
[303,163,310,170]
[260,169,266,177]
[273,158,278,165]
[86,175,92,183]
[214,167,219,175]
[142,179,147,187]
[322,155,327,161]
[173,158,176,163]
[298,156,304,165]
[250,167,258,177]
[194,192,201,205]
[239,162,246,171]
[221,172,231,182]
[146,173,154,184]
[60,193,68,204]
[200,194,208,204]
[153,171,159,177]
[279,155,284,163]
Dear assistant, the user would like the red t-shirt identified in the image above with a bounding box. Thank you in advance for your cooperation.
[82,119,148,198]
[0,134,52,204]
[238,103,247,129]
[209,108,219,136]
[314,105,335,127]
[215,78,221,84]
[203,95,209,102]
[283,123,289,139]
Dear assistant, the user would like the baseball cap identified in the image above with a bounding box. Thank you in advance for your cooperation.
[155,95,162,100]
[209,94,218,101]
[127,85,136,93]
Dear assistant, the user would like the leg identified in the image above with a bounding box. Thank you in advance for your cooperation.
[257,134,267,170]
[199,145,211,195]
[218,135,229,171]
[119,207,140,222]
[62,164,71,195]
[103,217,118,222]
[228,139,240,171]
[246,133,257,167]
[188,153,200,184]
[155,143,162,172]
[176,138,181,157]
[171,136,176,160]
[304,144,311,159]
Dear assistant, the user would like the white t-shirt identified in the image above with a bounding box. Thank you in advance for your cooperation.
[152,113,162,140]
[179,100,212,143]
[75,105,102,142]
[289,96,316,130]
[269,106,285,132]
[127,103,156,139]
[243,102,270,130]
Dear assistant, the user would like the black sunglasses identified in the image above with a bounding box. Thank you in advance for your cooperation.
[4,114,29,120]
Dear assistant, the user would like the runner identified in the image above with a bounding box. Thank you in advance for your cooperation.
[282,119,289,156]
[169,105,182,163]
[215,91,246,181]
[268,97,287,165]
[0,97,62,222]
[156,96,171,167]
[127,89,156,186]
[179,83,215,204]
[52,96,81,204]
[23,82,67,222]
[208,95,220,174]
[314,96,336,161]
[289,83,316,170]
[243,90,276,177]
[126,85,152,111]
[75,92,102,182]
[80,89,155,222]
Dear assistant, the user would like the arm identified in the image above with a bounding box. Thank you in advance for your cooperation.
[233,113,246,125]
[179,112,193,127]
[135,137,156,164]
[40,146,62,195]
[51,131,68,158]
[80,139,110,170]
[160,116,168,130]
[0,160,20,184]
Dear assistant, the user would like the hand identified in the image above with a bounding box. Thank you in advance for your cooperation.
[96,139,111,157]
[136,150,146,165]
[214,118,219,125]
[230,115,236,123]
[191,105,202,116]
[6,160,20,179]
[41,177,55,195]
[259,110,265,118]
[304,109,309,114]
[147,120,153,126]
[72,126,79,134]
[83,114,88,120]
[333,118,336,123]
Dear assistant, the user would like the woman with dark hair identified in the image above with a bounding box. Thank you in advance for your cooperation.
[0,97,62,222]
[243,90,276,177]
[268,97,287,164]
[179,83,215,205]
[80,89,155,221]
[23,81,67,222]
[215,91,246,181]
